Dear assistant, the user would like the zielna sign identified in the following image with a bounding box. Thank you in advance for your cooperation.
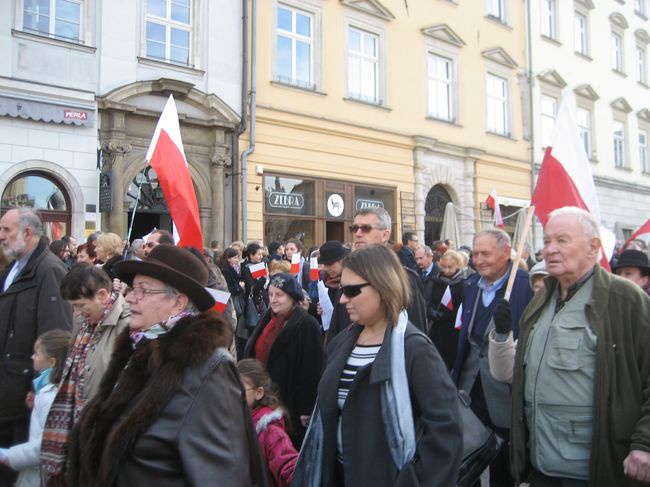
[268,191,305,210]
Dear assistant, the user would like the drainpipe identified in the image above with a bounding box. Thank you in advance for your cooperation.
[526,0,536,243]
[240,0,257,243]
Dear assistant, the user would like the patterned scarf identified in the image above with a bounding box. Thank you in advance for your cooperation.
[41,291,117,480]
[129,311,193,346]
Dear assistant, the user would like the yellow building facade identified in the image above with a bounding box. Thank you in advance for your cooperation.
[242,0,531,248]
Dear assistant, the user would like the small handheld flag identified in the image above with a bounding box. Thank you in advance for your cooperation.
[249,262,268,280]
[207,288,230,313]
[441,285,454,311]
[310,257,319,281]
[454,303,463,330]
[290,254,301,275]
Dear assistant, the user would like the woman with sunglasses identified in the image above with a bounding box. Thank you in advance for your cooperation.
[244,272,324,449]
[294,244,462,486]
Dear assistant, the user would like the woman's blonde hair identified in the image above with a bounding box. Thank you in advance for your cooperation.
[343,244,411,326]
[96,232,124,258]
[269,260,291,274]
[440,249,465,269]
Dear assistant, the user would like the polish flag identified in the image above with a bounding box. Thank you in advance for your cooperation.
[146,95,203,249]
[310,257,319,281]
[625,218,650,248]
[290,254,301,275]
[454,303,463,330]
[441,285,454,311]
[485,188,504,228]
[249,262,268,279]
[532,96,612,270]
[207,288,230,313]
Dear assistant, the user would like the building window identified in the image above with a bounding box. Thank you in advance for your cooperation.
[487,0,506,23]
[576,107,592,157]
[145,0,191,65]
[22,0,82,42]
[486,73,509,136]
[637,46,647,83]
[635,0,647,16]
[540,95,557,147]
[640,130,648,172]
[613,120,626,167]
[612,32,623,72]
[541,0,556,39]
[347,26,379,104]
[427,53,454,121]
[574,12,588,55]
[276,4,314,89]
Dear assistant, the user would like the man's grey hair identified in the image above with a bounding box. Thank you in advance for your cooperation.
[548,207,600,240]
[163,283,200,314]
[419,244,434,257]
[474,228,511,249]
[130,238,144,252]
[16,207,42,236]
[354,207,392,230]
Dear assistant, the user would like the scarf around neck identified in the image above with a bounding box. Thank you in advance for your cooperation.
[129,310,194,346]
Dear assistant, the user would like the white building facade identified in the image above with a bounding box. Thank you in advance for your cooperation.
[0,0,243,243]
[530,0,650,243]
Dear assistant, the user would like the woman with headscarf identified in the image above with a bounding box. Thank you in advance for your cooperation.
[66,245,264,486]
[245,272,324,449]
[293,245,462,486]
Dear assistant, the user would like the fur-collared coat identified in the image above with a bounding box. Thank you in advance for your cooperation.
[67,312,265,487]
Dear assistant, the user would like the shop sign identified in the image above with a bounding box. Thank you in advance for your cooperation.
[64,108,88,121]
[356,198,384,210]
[268,191,304,210]
[326,193,345,217]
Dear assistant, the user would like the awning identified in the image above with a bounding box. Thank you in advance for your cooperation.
[0,95,95,127]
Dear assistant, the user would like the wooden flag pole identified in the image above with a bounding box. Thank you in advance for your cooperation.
[504,205,536,301]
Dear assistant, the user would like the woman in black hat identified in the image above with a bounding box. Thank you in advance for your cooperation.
[66,244,264,487]
[244,272,324,449]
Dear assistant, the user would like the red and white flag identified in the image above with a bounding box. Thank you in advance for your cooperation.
[486,188,504,228]
[290,254,301,275]
[625,218,650,248]
[454,303,463,330]
[207,288,230,313]
[310,257,319,281]
[441,285,454,311]
[532,96,612,270]
[146,95,203,249]
[249,262,268,280]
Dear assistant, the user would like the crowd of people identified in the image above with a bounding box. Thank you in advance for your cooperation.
[0,204,649,486]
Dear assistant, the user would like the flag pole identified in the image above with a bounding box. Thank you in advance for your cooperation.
[504,205,535,301]
[126,164,148,245]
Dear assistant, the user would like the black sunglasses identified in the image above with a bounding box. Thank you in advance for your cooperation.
[349,224,384,233]
[340,282,371,298]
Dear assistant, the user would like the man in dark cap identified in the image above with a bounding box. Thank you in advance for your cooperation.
[317,241,349,337]
[613,249,650,294]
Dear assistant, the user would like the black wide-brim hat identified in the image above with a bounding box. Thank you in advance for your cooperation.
[613,249,650,273]
[114,244,215,311]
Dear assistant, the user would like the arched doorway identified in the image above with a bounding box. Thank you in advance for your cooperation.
[424,184,452,246]
[125,166,172,241]
[1,172,71,240]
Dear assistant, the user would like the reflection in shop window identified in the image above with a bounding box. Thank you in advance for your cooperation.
[264,176,315,216]
[2,175,67,210]
[264,218,315,250]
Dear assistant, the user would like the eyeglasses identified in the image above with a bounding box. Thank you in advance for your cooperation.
[340,282,371,298]
[349,224,384,233]
[125,286,168,300]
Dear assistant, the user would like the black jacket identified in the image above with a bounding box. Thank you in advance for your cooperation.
[0,238,72,422]
[245,306,324,447]
[316,322,462,486]
[397,246,418,273]
[428,272,464,370]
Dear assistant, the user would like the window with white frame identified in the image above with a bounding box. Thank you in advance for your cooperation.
[613,120,626,167]
[427,53,454,121]
[574,12,588,55]
[635,0,647,16]
[640,129,648,172]
[612,32,623,72]
[276,4,314,89]
[540,95,557,147]
[637,46,647,83]
[486,73,509,135]
[541,0,556,39]
[347,26,379,104]
[576,107,592,157]
[22,0,82,42]
[487,0,507,23]
[145,0,191,65]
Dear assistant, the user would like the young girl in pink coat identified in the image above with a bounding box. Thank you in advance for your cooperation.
[237,359,298,487]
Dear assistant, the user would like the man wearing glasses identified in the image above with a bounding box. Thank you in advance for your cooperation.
[325,208,427,345]
[397,232,419,272]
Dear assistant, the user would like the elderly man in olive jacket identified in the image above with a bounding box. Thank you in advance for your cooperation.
[0,208,72,486]
[509,207,650,486]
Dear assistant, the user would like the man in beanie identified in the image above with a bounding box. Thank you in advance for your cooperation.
[613,249,650,295]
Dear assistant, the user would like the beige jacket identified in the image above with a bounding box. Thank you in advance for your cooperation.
[82,295,130,402]
[487,329,516,384]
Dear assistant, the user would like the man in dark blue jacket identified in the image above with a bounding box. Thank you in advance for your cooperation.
[451,228,533,487]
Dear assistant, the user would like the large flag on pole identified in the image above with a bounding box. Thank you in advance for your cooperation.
[531,95,612,270]
[625,218,650,248]
[146,95,203,248]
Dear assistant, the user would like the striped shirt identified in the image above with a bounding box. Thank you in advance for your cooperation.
[337,344,380,462]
